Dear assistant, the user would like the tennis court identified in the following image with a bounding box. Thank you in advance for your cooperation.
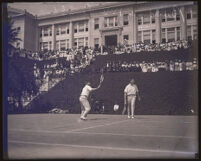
[7,114,198,159]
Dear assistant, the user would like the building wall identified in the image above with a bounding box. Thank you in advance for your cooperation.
[10,2,197,51]
[24,14,38,51]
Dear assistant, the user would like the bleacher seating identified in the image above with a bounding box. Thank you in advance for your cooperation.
[8,40,198,115]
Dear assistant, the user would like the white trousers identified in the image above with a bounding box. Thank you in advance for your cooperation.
[127,95,136,116]
[79,96,91,118]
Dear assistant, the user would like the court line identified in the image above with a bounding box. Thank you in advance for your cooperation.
[9,119,130,134]
[133,119,194,124]
[8,140,195,155]
[9,128,195,139]
[67,131,196,139]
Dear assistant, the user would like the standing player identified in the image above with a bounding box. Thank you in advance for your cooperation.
[123,78,140,119]
[79,74,104,120]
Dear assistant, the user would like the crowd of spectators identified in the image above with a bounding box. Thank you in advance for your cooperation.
[8,40,192,61]
[114,40,191,54]
[9,39,196,90]
[103,58,198,73]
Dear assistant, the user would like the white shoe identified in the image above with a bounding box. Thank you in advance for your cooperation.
[131,116,135,119]
[80,116,87,120]
[128,115,131,119]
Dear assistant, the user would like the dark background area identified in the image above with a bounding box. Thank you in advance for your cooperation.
[26,70,198,115]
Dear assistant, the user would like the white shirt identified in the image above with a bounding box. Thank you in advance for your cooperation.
[80,85,93,97]
[124,84,138,96]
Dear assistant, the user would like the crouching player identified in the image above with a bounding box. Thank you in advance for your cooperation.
[79,75,104,120]
[123,78,140,119]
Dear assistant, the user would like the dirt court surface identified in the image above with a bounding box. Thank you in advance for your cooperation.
[7,114,198,159]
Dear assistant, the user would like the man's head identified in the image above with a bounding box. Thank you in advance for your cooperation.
[130,78,135,85]
[85,81,91,86]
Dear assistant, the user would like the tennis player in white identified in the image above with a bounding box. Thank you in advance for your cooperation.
[79,75,104,120]
[123,78,140,119]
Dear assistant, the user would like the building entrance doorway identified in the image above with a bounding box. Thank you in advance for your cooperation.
[105,35,117,49]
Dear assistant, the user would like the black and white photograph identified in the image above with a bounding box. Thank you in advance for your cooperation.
[2,1,199,159]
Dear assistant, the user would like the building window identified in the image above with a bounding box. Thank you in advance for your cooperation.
[74,38,77,47]
[166,9,175,21]
[94,18,99,30]
[193,25,197,40]
[66,24,69,34]
[151,14,155,24]
[138,17,142,25]
[104,18,107,27]
[161,28,166,43]
[66,39,69,49]
[152,30,156,43]
[104,16,118,27]
[44,27,48,37]
[123,35,129,40]
[74,24,77,33]
[78,38,84,48]
[56,41,59,50]
[85,37,88,47]
[187,25,192,40]
[176,13,180,21]
[49,41,52,50]
[109,17,113,27]
[43,42,48,50]
[56,27,60,35]
[60,40,66,51]
[161,11,166,22]
[79,22,84,32]
[176,27,180,41]
[40,42,42,50]
[114,16,118,26]
[94,38,99,48]
[17,27,21,31]
[143,30,150,44]
[40,29,42,37]
[61,26,66,35]
[137,31,142,42]
[85,22,88,32]
[143,13,150,24]
[186,11,191,19]
[192,7,197,18]
[49,29,52,36]
[167,27,175,42]
[123,14,129,26]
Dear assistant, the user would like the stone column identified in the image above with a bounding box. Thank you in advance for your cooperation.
[69,21,73,48]
[133,11,137,44]
[180,7,187,40]
[88,18,92,47]
[35,25,39,51]
[52,24,56,50]
[175,27,177,41]
[99,16,105,48]
[150,30,153,43]
[142,30,144,42]
[165,28,168,42]
[155,9,161,43]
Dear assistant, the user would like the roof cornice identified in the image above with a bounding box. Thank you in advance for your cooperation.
[37,1,147,20]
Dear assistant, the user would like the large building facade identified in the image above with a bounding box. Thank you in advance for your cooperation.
[8,1,197,52]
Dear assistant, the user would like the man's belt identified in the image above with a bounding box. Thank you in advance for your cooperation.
[127,94,136,96]
[80,95,88,98]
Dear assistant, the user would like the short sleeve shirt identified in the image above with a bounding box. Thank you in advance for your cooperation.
[124,84,138,96]
[81,85,93,97]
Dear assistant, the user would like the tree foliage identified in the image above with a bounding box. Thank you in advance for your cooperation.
[5,7,39,112]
